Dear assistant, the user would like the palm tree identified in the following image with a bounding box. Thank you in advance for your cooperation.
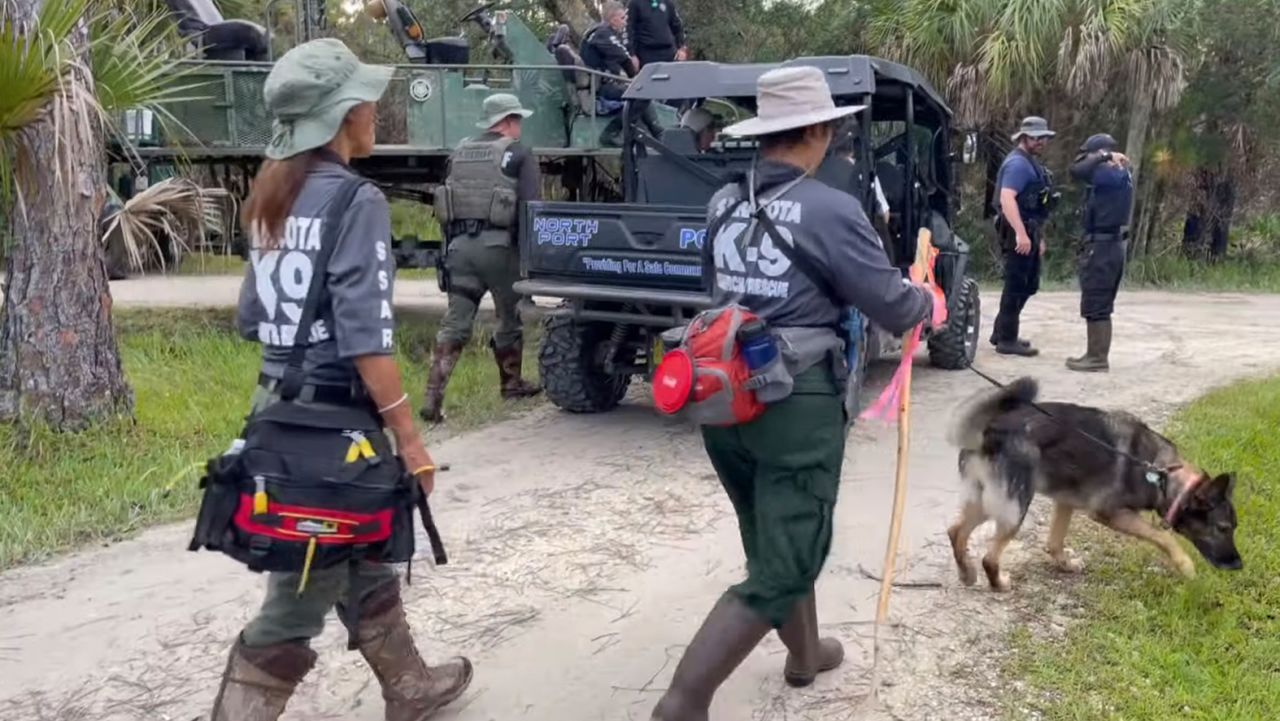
[0,0,198,430]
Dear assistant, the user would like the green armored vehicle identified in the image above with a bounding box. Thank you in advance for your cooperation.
[111,0,677,267]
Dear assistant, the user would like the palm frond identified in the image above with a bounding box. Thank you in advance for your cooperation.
[101,177,231,273]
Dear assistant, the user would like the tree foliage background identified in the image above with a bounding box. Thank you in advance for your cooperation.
[228,0,1278,275]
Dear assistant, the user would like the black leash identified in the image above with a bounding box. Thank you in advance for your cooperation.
[961,362,1169,487]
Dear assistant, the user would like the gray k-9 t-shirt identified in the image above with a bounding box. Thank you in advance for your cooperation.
[236,159,395,387]
[706,160,930,335]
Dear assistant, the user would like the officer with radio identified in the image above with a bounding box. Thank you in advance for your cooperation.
[1066,132,1134,372]
[649,66,934,721]
[990,116,1059,357]
[421,93,542,424]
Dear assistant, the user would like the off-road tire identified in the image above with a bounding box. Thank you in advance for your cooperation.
[927,276,980,370]
[539,311,631,413]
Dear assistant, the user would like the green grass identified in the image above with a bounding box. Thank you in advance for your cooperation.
[0,308,540,570]
[177,251,246,275]
[1006,375,1280,721]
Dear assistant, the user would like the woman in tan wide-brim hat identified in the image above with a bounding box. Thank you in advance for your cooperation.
[650,66,935,720]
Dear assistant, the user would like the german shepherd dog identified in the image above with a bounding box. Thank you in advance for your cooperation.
[946,377,1243,592]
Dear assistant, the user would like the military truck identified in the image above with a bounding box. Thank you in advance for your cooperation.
[513,56,983,415]
[111,0,678,269]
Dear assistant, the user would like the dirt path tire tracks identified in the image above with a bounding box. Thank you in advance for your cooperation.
[2,291,1276,721]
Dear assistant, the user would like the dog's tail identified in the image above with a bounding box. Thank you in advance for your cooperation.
[947,377,1039,450]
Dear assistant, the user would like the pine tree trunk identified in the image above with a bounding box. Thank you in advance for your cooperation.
[0,3,133,430]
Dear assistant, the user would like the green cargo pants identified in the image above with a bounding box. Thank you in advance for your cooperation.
[238,385,399,648]
[438,234,524,349]
[700,366,847,628]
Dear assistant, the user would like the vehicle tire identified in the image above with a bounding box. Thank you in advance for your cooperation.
[927,276,980,370]
[539,311,631,413]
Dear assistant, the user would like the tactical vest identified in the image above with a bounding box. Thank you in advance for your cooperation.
[994,148,1052,224]
[434,135,519,233]
[1083,164,1134,234]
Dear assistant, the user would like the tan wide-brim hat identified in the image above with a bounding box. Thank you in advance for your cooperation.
[722,66,864,137]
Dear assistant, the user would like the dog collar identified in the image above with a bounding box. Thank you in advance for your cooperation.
[1163,472,1204,527]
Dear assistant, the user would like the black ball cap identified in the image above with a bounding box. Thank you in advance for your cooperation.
[1081,133,1118,153]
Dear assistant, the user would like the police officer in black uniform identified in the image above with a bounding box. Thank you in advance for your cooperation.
[1065,133,1134,372]
[626,0,688,68]
[990,116,1059,357]
[581,0,663,144]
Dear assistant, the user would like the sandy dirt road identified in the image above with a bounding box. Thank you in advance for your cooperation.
[1,291,1276,721]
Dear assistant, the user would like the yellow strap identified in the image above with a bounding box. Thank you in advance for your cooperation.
[358,437,376,459]
[253,490,268,515]
[297,536,318,596]
[345,441,360,464]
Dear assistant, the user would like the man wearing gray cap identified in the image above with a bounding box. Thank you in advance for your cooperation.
[649,65,934,721]
[423,93,542,423]
[990,115,1059,357]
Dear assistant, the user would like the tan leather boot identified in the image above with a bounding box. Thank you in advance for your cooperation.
[348,584,473,721]
[210,636,316,721]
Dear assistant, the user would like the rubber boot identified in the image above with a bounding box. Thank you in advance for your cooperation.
[210,636,317,721]
[776,590,844,688]
[492,339,541,401]
[599,117,623,147]
[347,583,473,721]
[639,101,664,139]
[420,340,464,424]
[1066,319,1111,372]
[650,593,772,721]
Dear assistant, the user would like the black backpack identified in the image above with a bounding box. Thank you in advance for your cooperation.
[188,176,446,646]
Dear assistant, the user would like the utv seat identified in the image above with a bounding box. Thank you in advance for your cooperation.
[164,0,268,61]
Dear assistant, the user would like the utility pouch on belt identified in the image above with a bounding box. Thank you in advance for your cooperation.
[653,303,767,427]
[653,172,846,426]
[189,176,446,650]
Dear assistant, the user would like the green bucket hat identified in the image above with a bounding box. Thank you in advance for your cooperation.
[262,38,394,160]
[477,93,533,129]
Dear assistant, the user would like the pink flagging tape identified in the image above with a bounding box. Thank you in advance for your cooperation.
[858,324,922,424]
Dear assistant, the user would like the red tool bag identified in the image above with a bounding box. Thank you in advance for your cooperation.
[653,304,765,427]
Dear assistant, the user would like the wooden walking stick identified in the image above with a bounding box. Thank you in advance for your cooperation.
[858,228,946,708]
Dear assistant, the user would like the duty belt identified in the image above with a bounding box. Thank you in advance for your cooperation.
[258,373,368,406]
[1083,229,1126,242]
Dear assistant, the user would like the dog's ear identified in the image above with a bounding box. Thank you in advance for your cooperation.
[1196,472,1236,501]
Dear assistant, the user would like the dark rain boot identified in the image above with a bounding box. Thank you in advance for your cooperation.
[1066,319,1111,372]
[599,117,624,147]
[639,101,665,139]
[209,636,317,721]
[650,593,772,721]
[347,583,474,721]
[419,341,464,424]
[492,339,541,401]
[776,590,845,688]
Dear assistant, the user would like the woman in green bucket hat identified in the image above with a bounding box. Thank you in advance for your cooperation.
[212,38,472,721]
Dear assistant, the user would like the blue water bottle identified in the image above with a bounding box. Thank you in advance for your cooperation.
[737,320,778,373]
